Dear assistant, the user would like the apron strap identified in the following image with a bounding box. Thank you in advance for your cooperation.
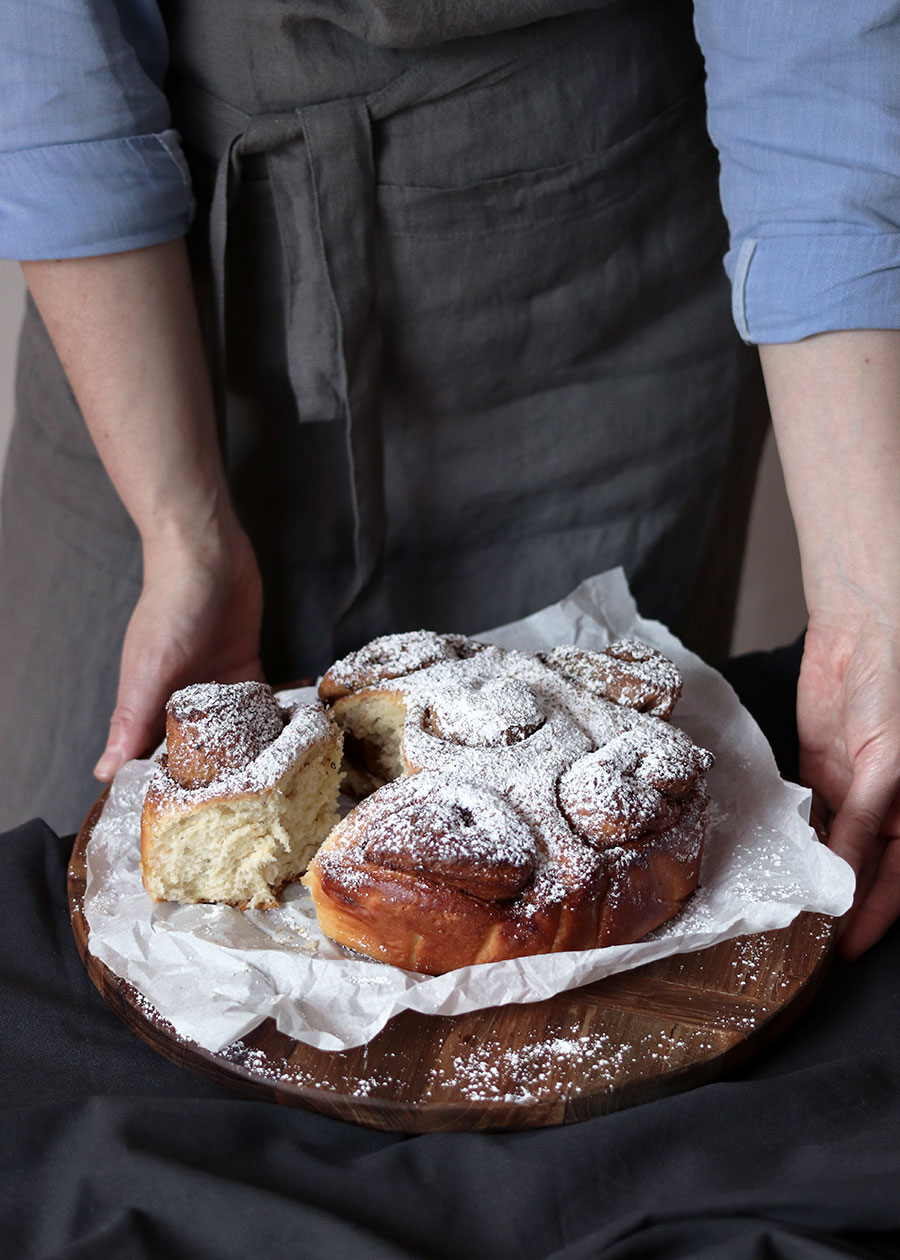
[289,96,384,619]
[182,86,385,624]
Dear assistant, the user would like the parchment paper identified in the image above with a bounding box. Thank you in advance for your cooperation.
[83,569,855,1052]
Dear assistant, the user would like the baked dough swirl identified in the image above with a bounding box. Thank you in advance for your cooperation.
[303,633,714,973]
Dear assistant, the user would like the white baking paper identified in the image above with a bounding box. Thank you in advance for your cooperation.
[82,568,855,1053]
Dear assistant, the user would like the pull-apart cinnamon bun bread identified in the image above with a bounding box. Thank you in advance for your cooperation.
[138,634,713,974]
[303,632,713,974]
[141,681,343,910]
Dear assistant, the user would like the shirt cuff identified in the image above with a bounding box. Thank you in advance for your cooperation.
[727,233,900,344]
[0,130,194,260]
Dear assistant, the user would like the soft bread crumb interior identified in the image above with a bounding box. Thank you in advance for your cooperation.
[144,745,341,908]
[333,692,409,794]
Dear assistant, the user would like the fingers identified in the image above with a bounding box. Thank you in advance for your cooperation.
[93,587,183,781]
[94,709,160,781]
[838,835,900,960]
[93,655,173,781]
[94,636,269,782]
[827,768,900,959]
[808,791,832,841]
[795,614,900,958]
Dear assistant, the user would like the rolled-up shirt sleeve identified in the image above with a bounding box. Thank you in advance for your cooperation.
[693,1,900,343]
[0,0,193,260]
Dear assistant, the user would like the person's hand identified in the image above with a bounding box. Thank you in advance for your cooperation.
[93,518,265,781]
[797,611,900,959]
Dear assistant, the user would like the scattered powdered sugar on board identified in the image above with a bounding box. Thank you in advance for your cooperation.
[430,1025,713,1102]
[213,1020,732,1106]
[218,1040,284,1083]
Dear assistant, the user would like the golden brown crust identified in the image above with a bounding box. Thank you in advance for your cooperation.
[304,789,708,973]
[304,834,604,974]
[164,681,285,789]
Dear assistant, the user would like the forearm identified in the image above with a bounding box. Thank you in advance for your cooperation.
[21,238,234,552]
[760,331,900,957]
[23,239,264,779]
[759,331,900,624]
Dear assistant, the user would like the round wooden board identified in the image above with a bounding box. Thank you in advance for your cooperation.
[69,792,837,1132]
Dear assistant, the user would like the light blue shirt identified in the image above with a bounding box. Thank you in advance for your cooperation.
[0,2,193,260]
[693,2,900,343]
[2,1,899,344]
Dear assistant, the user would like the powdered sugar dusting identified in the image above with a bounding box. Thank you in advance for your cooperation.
[216,1018,729,1106]
[166,681,285,787]
[560,759,671,846]
[317,640,713,928]
[426,677,544,747]
[559,724,712,846]
[359,773,537,874]
[323,630,464,694]
[150,698,337,807]
[541,640,683,717]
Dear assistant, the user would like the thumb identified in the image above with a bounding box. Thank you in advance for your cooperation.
[94,671,170,782]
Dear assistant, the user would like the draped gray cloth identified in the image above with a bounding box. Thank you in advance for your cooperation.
[1,649,899,1260]
[0,0,766,833]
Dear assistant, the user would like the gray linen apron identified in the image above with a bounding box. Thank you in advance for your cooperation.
[0,0,767,832]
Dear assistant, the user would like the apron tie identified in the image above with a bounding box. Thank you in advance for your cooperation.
[193,89,386,623]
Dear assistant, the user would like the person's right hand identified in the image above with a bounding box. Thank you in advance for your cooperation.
[93,518,265,781]
[21,241,267,783]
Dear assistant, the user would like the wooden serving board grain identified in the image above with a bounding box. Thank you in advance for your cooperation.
[69,793,837,1132]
